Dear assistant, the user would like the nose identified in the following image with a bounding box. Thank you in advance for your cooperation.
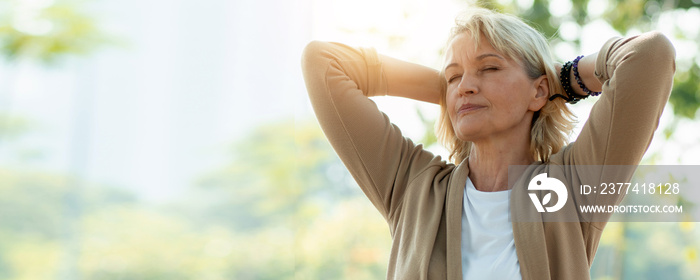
[457,75,477,96]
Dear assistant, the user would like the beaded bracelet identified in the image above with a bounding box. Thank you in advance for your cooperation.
[572,55,602,96]
[549,60,589,104]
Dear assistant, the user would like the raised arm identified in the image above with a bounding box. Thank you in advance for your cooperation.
[552,32,676,228]
[301,41,446,221]
[380,55,444,104]
[564,31,676,166]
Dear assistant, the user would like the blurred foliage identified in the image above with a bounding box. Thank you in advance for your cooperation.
[0,119,392,279]
[191,119,358,231]
[0,168,137,278]
[591,222,700,279]
[186,119,390,278]
[672,64,700,118]
[0,0,114,63]
[0,114,32,141]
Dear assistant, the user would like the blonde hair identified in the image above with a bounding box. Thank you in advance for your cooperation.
[436,8,576,164]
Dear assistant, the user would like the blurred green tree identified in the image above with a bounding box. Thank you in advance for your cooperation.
[0,1,119,279]
[0,0,113,63]
[0,168,139,278]
[186,119,392,279]
[193,119,359,231]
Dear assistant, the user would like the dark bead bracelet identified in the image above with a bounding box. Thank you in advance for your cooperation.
[549,60,589,104]
[572,55,602,96]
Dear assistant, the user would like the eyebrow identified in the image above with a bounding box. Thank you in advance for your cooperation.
[444,53,505,71]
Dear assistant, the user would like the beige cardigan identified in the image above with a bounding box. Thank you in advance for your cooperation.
[301,32,675,279]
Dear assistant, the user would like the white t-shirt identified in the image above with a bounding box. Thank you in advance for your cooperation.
[461,177,522,279]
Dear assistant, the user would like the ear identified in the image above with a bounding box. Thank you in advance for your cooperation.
[528,75,549,112]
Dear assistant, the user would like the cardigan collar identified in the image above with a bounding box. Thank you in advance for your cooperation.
[446,160,550,280]
[509,164,551,279]
[445,159,469,279]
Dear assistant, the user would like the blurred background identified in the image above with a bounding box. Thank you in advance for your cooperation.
[0,0,699,279]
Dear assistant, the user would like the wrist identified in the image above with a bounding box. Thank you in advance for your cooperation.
[550,54,603,104]
[570,54,602,96]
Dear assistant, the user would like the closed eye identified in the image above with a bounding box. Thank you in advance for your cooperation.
[448,75,461,83]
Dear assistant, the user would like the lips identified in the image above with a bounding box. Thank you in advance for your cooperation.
[457,103,486,115]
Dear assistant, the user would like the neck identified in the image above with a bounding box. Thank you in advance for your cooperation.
[467,129,534,192]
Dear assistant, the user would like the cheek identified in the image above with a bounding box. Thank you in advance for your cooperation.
[445,90,458,120]
[490,78,530,109]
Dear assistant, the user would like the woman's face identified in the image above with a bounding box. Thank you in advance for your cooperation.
[443,32,547,143]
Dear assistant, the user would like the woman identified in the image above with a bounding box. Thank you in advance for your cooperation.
[301,8,675,280]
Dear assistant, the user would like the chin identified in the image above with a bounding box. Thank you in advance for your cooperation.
[454,126,479,143]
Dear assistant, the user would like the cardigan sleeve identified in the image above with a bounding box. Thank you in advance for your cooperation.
[560,32,676,228]
[568,31,675,166]
[301,41,444,222]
